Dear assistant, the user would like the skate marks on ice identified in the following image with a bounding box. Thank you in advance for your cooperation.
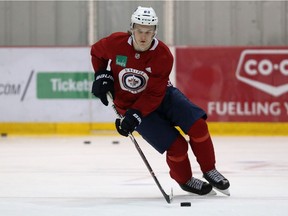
[0,136,288,216]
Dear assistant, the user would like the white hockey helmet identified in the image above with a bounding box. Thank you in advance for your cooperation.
[131,6,158,29]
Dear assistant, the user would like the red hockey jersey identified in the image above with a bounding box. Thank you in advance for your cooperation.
[91,32,173,116]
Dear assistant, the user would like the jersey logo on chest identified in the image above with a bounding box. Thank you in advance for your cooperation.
[118,68,149,94]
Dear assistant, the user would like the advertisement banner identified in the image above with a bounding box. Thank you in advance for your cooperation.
[0,47,115,123]
[37,72,93,99]
[176,47,288,122]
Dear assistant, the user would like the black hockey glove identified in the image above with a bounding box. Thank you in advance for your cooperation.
[115,109,142,137]
[91,70,114,106]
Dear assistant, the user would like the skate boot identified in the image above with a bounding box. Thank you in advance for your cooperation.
[203,169,230,196]
[179,177,215,195]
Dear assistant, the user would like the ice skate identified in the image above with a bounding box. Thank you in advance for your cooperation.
[203,169,230,196]
[179,177,216,195]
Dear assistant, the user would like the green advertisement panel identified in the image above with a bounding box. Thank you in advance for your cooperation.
[37,72,94,99]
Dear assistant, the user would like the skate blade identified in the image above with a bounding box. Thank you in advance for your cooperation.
[214,188,230,196]
[186,189,217,197]
[208,189,217,196]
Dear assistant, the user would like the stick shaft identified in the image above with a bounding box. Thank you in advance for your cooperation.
[107,93,172,203]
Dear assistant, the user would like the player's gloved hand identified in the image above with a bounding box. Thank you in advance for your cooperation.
[115,109,142,137]
[91,70,114,106]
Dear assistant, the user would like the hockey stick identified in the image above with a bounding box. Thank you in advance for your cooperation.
[107,92,173,204]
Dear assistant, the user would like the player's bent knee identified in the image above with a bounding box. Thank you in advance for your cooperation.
[166,135,188,158]
[188,118,210,143]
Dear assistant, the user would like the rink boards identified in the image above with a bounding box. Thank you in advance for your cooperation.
[1,47,287,136]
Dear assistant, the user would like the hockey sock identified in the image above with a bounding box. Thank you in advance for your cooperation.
[166,135,192,184]
[188,118,216,173]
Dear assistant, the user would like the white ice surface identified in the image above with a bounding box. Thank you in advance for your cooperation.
[0,135,288,216]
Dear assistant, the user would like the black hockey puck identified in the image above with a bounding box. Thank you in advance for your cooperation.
[1,133,7,137]
[112,140,119,144]
[180,202,191,207]
[84,141,91,144]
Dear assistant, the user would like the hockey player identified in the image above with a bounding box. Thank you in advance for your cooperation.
[91,6,230,196]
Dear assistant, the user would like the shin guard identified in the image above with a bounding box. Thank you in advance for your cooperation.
[188,118,216,173]
[166,135,192,184]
